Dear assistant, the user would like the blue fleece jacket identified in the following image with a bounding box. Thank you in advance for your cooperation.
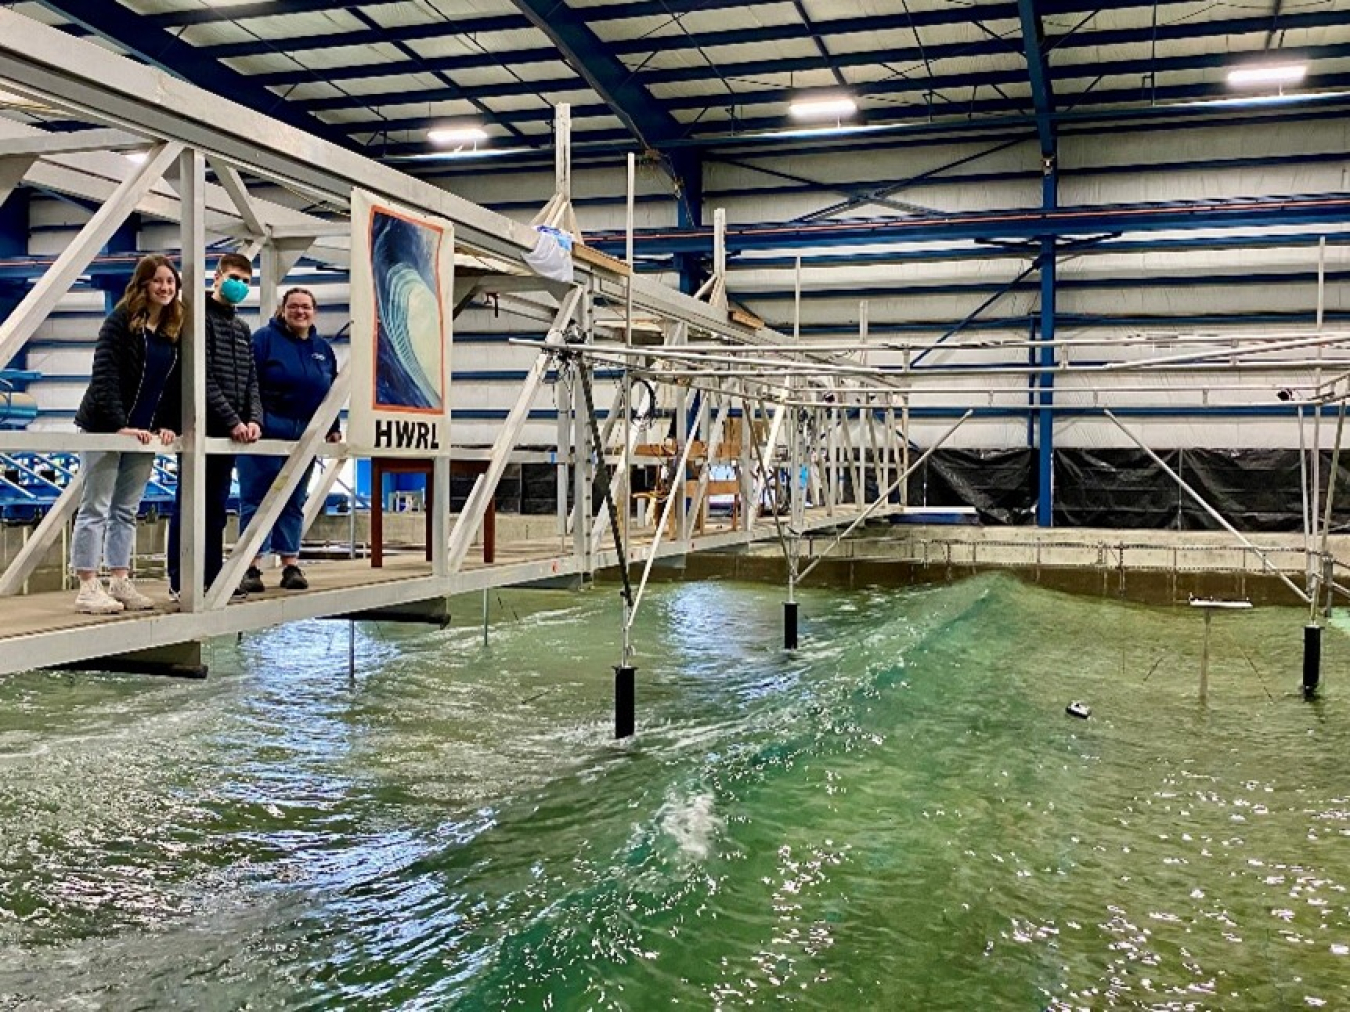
[251,317,340,436]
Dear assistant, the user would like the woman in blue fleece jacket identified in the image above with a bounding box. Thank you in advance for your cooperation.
[236,287,341,593]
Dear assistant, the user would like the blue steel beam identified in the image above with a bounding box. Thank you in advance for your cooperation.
[224,6,993,69]
[1016,0,1058,524]
[1017,0,1056,157]
[148,1,408,28]
[731,268,1350,302]
[389,88,1350,163]
[32,1,356,149]
[196,13,533,61]
[508,0,685,153]
[146,0,777,28]
[638,9,1350,87]
[706,147,1350,209]
[242,6,1350,92]
[585,194,1350,256]
[249,0,1265,92]
[353,64,1350,149]
[9,232,1350,284]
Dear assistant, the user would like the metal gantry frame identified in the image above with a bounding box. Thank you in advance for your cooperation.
[0,14,924,682]
[1,8,1349,701]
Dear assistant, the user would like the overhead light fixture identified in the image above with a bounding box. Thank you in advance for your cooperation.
[427,125,489,147]
[387,146,533,164]
[755,123,894,141]
[1227,63,1307,88]
[787,95,858,121]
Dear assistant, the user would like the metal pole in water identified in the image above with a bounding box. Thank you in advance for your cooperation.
[348,619,355,683]
[1304,623,1321,699]
[784,598,799,650]
[482,588,489,647]
[1200,609,1212,701]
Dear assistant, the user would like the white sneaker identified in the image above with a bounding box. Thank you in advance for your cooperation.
[75,580,125,615]
[108,576,155,611]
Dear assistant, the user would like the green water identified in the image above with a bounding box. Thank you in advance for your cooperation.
[1,574,1348,1010]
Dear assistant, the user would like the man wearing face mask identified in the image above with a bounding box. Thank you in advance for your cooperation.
[167,251,264,602]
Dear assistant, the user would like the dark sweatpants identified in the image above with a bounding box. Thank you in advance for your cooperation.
[167,452,236,595]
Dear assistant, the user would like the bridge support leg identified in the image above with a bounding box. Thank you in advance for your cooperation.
[60,640,206,679]
[339,596,452,627]
[784,601,799,650]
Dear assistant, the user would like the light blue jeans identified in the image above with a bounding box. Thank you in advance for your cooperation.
[70,450,155,572]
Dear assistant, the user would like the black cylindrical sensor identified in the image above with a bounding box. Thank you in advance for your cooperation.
[615,664,636,739]
[1303,624,1321,699]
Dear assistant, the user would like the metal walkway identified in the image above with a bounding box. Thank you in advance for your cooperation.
[0,503,889,677]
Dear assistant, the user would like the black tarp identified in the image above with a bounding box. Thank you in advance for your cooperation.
[1053,448,1181,528]
[909,448,1037,525]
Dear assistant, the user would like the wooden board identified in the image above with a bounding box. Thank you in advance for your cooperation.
[729,307,764,329]
[573,243,633,276]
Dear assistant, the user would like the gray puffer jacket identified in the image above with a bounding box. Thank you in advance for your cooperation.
[204,296,264,436]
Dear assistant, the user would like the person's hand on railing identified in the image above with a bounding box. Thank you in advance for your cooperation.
[155,428,176,445]
[117,426,154,444]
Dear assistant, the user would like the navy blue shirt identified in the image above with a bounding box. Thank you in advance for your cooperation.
[127,327,176,430]
[251,317,339,435]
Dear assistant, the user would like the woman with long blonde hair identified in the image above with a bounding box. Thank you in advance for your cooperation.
[70,254,184,613]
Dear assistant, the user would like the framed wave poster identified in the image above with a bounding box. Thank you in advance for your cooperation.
[348,189,453,456]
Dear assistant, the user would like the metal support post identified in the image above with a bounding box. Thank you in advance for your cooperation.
[572,337,591,568]
[178,147,207,612]
[1036,167,1058,527]
[0,471,85,596]
[207,372,350,609]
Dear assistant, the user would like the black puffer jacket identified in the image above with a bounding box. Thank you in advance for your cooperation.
[204,296,264,436]
[74,306,183,434]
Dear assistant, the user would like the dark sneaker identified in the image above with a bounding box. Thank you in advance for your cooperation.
[279,564,308,591]
[239,566,265,594]
[230,587,249,603]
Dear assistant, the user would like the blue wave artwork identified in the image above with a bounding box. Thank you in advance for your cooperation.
[370,208,445,410]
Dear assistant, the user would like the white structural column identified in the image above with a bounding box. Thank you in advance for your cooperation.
[572,294,593,568]
[177,148,208,613]
[0,155,34,208]
[206,372,351,610]
[0,472,85,596]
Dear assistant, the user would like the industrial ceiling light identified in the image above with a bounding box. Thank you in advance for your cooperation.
[427,125,489,147]
[1227,63,1307,88]
[787,95,858,121]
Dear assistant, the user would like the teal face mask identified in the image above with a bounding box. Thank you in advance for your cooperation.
[219,277,249,305]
